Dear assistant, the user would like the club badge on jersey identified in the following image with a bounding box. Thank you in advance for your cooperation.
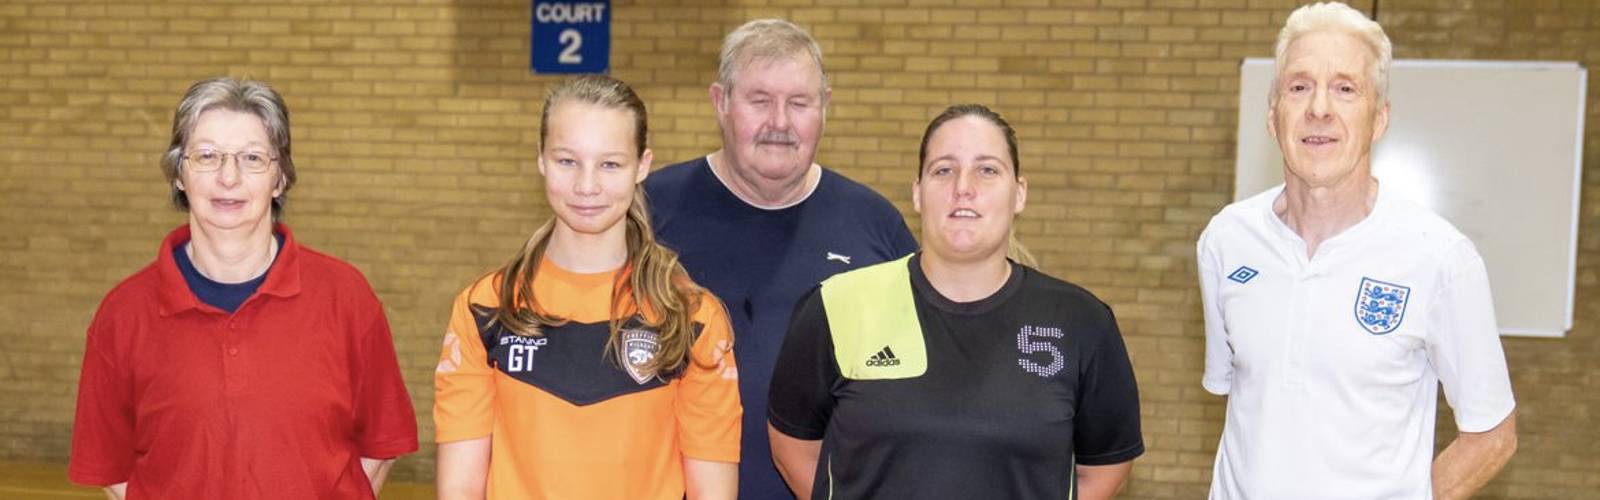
[1355,277,1412,335]
[620,328,662,384]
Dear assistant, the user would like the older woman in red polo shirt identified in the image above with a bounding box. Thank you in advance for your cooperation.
[67,77,418,499]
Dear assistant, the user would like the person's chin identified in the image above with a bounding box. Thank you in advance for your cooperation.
[195,214,267,231]
[559,215,625,236]
[744,157,808,177]
[931,232,997,257]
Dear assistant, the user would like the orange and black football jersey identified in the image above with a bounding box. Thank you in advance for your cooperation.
[434,260,740,500]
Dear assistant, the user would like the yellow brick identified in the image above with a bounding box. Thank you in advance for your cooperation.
[30,5,67,17]
[2,1,1596,492]
[250,20,291,35]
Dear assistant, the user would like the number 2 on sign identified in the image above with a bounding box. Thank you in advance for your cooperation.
[558,29,583,64]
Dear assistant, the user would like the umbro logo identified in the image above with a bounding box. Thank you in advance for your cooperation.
[865,345,900,367]
[826,252,852,264]
[1227,266,1259,284]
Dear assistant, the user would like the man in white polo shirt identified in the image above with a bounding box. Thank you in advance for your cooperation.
[1197,2,1518,499]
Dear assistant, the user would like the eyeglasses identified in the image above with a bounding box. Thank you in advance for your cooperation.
[182,149,277,174]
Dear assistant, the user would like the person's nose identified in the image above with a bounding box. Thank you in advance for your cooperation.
[215,153,243,188]
[1308,85,1332,120]
[766,102,791,131]
[952,168,976,200]
[573,164,601,196]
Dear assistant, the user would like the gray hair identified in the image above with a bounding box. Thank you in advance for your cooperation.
[717,19,828,96]
[161,77,296,220]
[1271,2,1393,104]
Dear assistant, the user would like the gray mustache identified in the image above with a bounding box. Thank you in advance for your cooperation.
[756,131,799,145]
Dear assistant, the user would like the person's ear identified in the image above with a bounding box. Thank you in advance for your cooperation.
[911,180,923,214]
[635,148,654,184]
[1372,100,1391,143]
[1013,176,1028,214]
[710,82,729,116]
[1266,101,1279,142]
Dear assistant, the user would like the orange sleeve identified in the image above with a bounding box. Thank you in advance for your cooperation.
[433,285,497,443]
[674,294,742,463]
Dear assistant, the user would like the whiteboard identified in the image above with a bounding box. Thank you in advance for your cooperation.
[1235,58,1586,337]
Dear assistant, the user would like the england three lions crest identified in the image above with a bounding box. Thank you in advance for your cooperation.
[619,328,661,384]
[1354,277,1411,335]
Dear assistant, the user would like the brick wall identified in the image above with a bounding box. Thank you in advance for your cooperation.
[0,0,1593,496]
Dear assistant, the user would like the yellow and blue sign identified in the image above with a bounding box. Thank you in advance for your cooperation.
[531,1,609,74]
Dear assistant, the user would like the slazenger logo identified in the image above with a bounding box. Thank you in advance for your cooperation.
[865,345,900,367]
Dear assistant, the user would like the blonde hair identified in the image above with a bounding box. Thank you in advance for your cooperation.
[718,18,828,95]
[491,75,705,379]
[1008,232,1038,268]
[1271,2,1393,104]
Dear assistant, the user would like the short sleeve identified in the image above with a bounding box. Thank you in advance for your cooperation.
[766,288,839,441]
[674,295,742,462]
[67,302,135,486]
[433,287,498,443]
[1425,240,1516,432]
[884,214,919,259]
[1073,302,1145,466]
[1197,224,1233,395]
[351,288,419,458]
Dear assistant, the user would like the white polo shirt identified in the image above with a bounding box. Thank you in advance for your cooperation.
[1198,183,1515,500]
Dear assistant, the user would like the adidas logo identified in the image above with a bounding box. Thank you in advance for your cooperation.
[865,346,901,367]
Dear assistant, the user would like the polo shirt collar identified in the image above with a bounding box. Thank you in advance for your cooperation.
[1262,181,1394,263]
[155,223,304,316]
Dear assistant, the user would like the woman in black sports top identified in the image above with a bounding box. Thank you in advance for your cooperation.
[767,104,1144,500]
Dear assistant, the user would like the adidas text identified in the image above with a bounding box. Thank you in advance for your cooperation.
[865,346,901,367]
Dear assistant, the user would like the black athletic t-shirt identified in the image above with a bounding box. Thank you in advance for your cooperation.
[768,254,1143,499]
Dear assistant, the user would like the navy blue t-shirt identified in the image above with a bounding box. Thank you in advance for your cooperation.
[645,157,918,500]
[173,234,282,313]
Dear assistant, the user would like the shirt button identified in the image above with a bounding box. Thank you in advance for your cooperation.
[228,347,239,356]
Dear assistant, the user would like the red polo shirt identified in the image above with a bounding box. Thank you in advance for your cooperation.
[69,225,418,499]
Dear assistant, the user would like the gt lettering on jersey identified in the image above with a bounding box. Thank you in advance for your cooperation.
[498,336,550,373]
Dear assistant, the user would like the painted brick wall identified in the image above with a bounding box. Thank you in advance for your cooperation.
[1,0,1593,496]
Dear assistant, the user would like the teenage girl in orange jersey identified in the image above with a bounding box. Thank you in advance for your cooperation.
[433,75,740,500]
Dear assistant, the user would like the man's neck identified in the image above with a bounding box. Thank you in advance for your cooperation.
[1275,174,1379,259]
[708,150,821,209]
